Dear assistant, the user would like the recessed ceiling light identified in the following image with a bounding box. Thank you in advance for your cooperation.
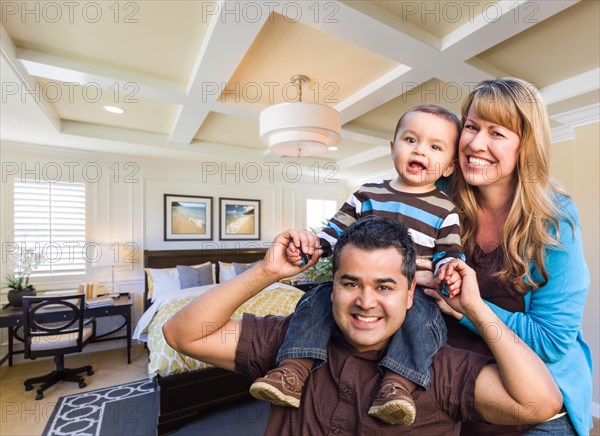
[103,106,125,114]
[328,146,339,151]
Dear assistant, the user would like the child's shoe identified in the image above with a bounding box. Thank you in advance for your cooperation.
[250,361,309,408]
[368,381,416,425]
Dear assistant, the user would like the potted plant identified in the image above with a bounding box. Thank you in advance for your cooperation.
[301,222,333,284]
[4,248,40,307]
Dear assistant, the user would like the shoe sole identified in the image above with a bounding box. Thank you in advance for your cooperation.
[249,382,301,408]
[368,400,416,425]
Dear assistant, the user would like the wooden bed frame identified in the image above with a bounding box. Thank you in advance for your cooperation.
[143,248,268,435]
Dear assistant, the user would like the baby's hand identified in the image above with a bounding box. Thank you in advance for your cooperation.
[435,261,462,298]
[284,230,321,266]
[285,242,304,266]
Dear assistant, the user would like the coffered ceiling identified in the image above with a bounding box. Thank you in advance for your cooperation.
[1,0,598,185]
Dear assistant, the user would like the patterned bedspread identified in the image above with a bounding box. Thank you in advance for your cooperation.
[140,285,304,377]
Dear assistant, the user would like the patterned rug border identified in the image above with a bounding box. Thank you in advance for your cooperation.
[43,379,155,436]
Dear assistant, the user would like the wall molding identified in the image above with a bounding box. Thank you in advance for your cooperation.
[550,125,575,143]
[551,104,600,129]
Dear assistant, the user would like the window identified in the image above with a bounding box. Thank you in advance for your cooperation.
[306,199,337,231]
[12,180,86,276]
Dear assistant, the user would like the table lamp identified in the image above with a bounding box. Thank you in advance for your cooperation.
[94,243,127,296]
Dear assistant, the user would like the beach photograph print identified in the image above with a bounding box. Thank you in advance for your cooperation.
[164,194,213,241]
[219,198,261,240]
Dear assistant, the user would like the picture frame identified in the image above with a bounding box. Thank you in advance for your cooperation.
[164,194,213,241]
[219,198,261,240]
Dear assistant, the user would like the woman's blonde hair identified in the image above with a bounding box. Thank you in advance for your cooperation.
[451,78,570,293]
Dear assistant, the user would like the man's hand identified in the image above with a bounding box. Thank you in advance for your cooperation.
[283,230,322,267]
[262,229,320,279]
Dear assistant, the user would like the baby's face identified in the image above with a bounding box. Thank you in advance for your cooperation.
[390,111,458,193]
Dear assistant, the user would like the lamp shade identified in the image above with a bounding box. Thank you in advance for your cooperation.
[260,102,341,157]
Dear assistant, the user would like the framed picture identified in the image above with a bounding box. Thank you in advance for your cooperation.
[219,198,261,240]
[164,194,213,241]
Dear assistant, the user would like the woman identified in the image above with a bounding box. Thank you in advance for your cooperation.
[431,77,592,435]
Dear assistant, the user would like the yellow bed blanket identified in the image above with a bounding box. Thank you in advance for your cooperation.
[140,285,304,377]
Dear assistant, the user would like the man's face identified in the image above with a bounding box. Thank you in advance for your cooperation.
[331,244,415,353]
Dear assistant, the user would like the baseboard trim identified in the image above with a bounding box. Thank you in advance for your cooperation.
[593,401,600,418]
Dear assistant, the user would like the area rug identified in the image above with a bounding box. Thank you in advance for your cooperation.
[43,379,156,436]
[43,379,271,435]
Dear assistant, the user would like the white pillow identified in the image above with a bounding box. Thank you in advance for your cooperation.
[218,262,237,283]
[146,267,180,302]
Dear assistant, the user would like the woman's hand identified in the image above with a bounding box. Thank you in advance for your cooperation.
[419,269,464,319]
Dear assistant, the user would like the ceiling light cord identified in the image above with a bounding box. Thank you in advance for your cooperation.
[290,74,309,103]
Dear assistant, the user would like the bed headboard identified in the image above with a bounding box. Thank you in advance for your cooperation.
[143,248,268,310]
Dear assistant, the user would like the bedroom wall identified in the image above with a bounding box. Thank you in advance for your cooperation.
[0,141,348,358]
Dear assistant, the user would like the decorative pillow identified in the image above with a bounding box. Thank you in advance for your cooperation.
[233,261,259,275]
[146,262,216,301]
[145,267,180,302]
[218,261,259,283]
[218,262,236,283]
[177,264,214,289]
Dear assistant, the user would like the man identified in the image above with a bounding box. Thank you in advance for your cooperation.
[163,216,562,435]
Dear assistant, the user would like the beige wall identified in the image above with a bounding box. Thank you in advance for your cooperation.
[572,123,599,407]
[552,122,600,408]
[550,137,576,193]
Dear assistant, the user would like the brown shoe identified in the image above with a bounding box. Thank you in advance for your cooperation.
[249,367,304,408]
[368,382,416,425]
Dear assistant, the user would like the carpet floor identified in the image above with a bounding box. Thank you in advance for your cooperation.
[42,379,271,435]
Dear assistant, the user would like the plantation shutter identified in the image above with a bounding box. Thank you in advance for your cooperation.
[13,180,87,276]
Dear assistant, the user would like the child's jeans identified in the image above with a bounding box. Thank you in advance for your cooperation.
[276,282,447,389]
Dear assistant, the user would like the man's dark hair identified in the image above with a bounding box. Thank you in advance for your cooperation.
[332,215,416,285]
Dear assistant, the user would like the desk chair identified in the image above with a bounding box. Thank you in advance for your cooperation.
[22,294,96,400]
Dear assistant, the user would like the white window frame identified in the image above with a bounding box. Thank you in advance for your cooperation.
[305,197,339,232]
[2,173,96,290]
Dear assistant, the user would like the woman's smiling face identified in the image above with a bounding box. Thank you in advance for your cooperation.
[458,108,521,189]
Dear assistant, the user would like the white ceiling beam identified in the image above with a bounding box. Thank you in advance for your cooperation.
[320,0,584,172]
[341,126,390,146]
[441,1,578,58]
[336,65,414,123]
[336,127,391,170]
[336,146,390,171]
[16,48,186,104]
[300,1,440,64]
[541,68,600,105]
[319,0,580,126]
[0,25,61,131]
[168,0,268,144]
[435,1,579,85]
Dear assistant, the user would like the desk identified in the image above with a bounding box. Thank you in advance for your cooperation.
[0,293,132,366]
